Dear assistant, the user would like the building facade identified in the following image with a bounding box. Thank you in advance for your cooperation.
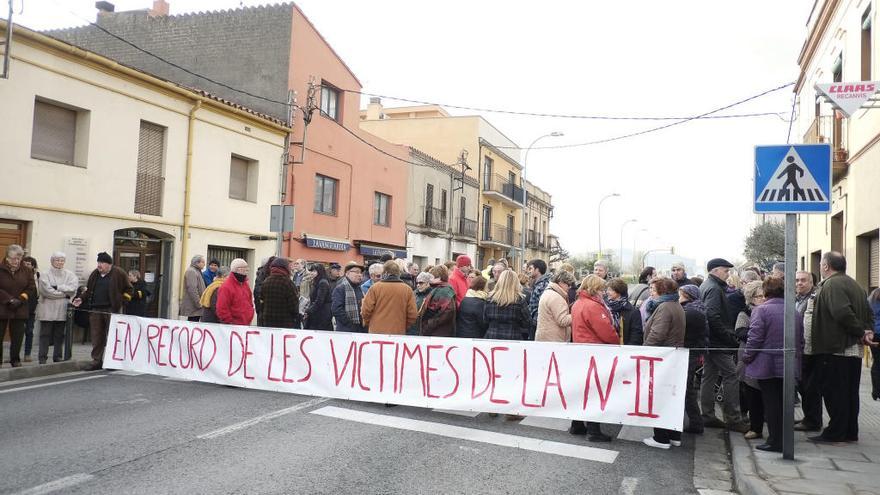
[405,148,479,268]
[0,22,288,318]
[361,100,543,271]
[794,0,880,292]
[48,1,410,266]
[523,180,553,264]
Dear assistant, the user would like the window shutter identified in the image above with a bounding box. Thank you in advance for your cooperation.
[31,100,76,164]
[229,157,249,200]
[134,121,165,216]
[870,236,879,288]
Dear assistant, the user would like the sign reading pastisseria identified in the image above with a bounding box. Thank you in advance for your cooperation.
[104,315,689,430]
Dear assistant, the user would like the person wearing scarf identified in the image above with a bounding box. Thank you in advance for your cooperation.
[604,278,643,346]
[200,266,229,324]
[735,280,766,441]
[331,262,366,333]
[678,283,710,434]
[259,257,301,329]
[419,265,457,337]
[35,252,78,364]
[642,277,687,450]
[409,272,434,336]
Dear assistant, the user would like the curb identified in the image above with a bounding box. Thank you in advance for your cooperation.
[728,432,778,495]
[0,360,93,383]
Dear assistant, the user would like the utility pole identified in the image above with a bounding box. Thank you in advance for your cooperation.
[1,0,14,79]
[448,149,469,261]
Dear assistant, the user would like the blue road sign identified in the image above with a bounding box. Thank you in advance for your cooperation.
[754,144,831,214]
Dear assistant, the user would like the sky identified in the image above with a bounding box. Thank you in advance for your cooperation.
[13,0,816,271]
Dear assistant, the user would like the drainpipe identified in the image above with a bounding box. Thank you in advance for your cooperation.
[178,100,201,302]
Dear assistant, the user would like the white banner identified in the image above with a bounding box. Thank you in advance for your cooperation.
[104,315,690,430]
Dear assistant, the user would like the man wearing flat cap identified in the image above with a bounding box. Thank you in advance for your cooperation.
[331,261,367,333]
[327,262,343,292]
[81,252,132,370]
[699,257,748,432]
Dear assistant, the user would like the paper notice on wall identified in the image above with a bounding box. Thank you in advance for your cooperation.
[63,237,90,285]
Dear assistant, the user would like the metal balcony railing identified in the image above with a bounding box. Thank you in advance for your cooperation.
[422,206,447,231]
[481,223,515,246]
[483,174,524,204]
[458,218,477,239]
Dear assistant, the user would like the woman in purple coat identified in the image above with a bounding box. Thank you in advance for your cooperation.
[742,277,803,453]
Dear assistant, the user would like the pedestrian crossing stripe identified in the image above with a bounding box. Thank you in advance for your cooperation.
[756,146,827,204]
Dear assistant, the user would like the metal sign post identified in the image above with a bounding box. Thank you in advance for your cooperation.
[754,144,831,460]
[270,205,295,257]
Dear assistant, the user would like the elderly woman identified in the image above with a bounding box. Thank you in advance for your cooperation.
[605,278,643,346]
[407,272,434,335]
[35,252,78,364]
[743,277,803,453]
[570,274,618,442]
[641,277,687,450]
[737,280,766,441]
[419,265,457,337]
[535,270,575,343]
[0,244,37,367]
[457,274,488,338]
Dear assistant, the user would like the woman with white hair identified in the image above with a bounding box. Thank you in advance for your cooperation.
[35,252,79,364]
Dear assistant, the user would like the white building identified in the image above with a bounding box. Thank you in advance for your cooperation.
[793,0,880,292]
[0,22,290,318]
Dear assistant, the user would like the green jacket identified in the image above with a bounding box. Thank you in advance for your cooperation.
[811,272,874,355]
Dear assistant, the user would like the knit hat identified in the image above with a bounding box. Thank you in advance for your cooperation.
[679,284,701,301]
[97,252,113,264]
[329,262,342,271]
[270,257,290,269]
[456,255,472,268]
[706,258,734,271]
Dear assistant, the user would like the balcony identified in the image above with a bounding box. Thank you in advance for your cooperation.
[526,230,549,251]
[422,206,447,232]
[803,114,849,182]
[457,217,477,240]
[482,174,524,207]
[481,223,517,248]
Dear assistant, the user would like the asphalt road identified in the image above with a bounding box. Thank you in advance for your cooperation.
[0,371,700,494]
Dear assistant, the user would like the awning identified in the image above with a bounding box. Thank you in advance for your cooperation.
[304,235,350,252]
[358,243,408,259]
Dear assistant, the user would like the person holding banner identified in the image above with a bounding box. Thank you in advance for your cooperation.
[456,274,488,338]
[483,270,532,342]
[679,284,710,434]
[419,265,457,337]
[642,277,687,450]
[216,259,254,326]
[570,274,617,442]
[259,258,301,329]
[304,263,333,331]
[535,270,575,343]
[331,261,367,333]
[361,260,418,334]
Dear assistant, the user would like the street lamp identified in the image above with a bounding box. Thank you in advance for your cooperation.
[619,218,637,275]
[633,228,648,270]
[521,131,563,265]
[597,193,621,260]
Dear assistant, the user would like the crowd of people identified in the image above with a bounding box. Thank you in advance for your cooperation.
[2,244,878,455]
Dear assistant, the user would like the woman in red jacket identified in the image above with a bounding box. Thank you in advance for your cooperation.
[216,258,255,326]
[570,274,618,442]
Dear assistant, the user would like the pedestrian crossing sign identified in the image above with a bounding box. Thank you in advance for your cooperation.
[754,144,831,213]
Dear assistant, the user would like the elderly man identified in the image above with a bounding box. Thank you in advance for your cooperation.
[699,257,748,432]
[770,262,785,279]
[671,262,695,288]
[400,261,420,290]
[593,260,608,280]
[809,252,875,443]
[361,261,418,334]
[0,245,37,367]
[332,261,367,333]
[794,270,822,432]
[361,262,384,294]
[82,252,132,370]
[216,258,254,325]
[180,255,207,322]
[35,252,79,364]
[449,255,472,306]
[291,258,306,288]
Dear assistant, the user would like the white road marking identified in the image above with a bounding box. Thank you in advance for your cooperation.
[162,376,190,382]
[0,370,96,387]
[311,406,619,464]
[619,477,639,495]
[432,408,481,418]
[111,370,144,376]
[198,397,330,439]
[519,416,571,431]
[0,375,106,395]
[13,473,94,495]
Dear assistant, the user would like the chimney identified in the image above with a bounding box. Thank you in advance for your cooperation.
[150,0,170,17]
[365,97,384,121]
[95,1,115,15]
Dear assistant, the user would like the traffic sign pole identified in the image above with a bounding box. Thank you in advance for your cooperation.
[782,214,797,460]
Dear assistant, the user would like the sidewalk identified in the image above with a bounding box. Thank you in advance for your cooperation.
[731,366,880,495]
[1,340,93,382]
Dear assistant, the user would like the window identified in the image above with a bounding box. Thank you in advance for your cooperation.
[482,205,492,240]
[314,174,338,215]
[30,98,89,166]
[374,192,391,226]
[320,82,340,121]
[207,245,251,276]
[440,189,447,214]
[425,184,434,208]
[229,155,258,202]
[863,7,872,80]
[134,121,166,216]
[482,156,493,190]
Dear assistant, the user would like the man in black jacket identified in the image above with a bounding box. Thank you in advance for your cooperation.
[699,258,748,432]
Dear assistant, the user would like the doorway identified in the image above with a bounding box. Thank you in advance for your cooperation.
[114,229,173,318]
[0,219,28,256]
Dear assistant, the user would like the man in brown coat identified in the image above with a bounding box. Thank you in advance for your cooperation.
[0,244,37,367]
[361,260,418,334]
[81,252,132,370]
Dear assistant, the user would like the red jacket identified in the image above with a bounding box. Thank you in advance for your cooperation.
[449,268,468,306]
[571,291,618,345]
[216,275,255,325]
